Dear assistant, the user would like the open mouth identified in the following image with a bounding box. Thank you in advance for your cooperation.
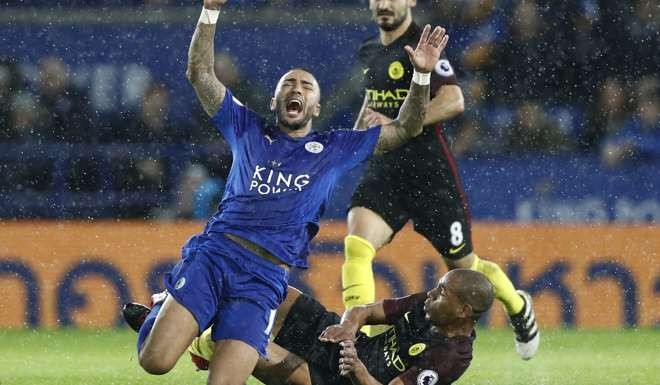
[285,99,303,117]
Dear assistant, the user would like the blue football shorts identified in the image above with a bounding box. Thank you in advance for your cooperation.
[164,233,288,356]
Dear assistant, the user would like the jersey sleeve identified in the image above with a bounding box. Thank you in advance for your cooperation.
[209,89,258,149]
[332,126,381,170]
[430,55,459,97]
[382,292,427,324]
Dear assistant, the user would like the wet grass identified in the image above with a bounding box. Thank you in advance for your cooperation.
[0,328,658,385]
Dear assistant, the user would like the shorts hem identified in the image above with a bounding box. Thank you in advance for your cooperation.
[164,279,207,336]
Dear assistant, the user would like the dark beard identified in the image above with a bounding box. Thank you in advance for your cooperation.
[276,109,311,132]
[378,13,406,31]
[281,121,307,131]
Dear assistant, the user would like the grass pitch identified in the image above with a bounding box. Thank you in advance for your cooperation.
[0,328,658,385]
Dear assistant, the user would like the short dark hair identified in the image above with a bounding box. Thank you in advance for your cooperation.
[449,269,495,321]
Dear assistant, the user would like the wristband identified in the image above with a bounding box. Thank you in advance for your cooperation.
[199,7,220,25]
[412,70,431,86]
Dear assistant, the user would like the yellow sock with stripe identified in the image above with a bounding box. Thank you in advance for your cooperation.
[470,254,524,315]
[342,235,376,309]
[343,235,382,335]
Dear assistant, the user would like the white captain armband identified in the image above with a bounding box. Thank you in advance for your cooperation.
[199,7,220,25]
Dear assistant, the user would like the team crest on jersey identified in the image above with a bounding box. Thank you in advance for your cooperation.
[417,370,439,385]
[305,141,324,154]
[434,59,454,77]
[408,343,426,356]
[388,61,405,80]
[174,277,186,290]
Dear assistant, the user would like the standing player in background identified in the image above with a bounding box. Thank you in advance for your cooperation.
[128,0,451,383]
[341,0,539,360]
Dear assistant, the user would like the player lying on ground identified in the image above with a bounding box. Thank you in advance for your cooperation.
[125,269,494,385]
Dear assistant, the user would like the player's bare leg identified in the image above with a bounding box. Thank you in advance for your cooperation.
[253,343,312,385]
[207,339,259,385]
[188,286,303,369]
[342,206,394,335]
[138,295,200,374]
[446,252,539,360]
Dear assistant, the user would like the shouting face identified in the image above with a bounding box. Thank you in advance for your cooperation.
[271,69,321,132]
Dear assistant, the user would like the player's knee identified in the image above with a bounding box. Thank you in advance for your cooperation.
[138,349,176,375]
[462,254,502,276]
[445,252,475,269]
[344,235,376,263]
[347,208,393,249]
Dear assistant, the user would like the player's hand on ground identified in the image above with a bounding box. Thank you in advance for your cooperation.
[404,25,449,74]
[204,0,227,10]
[318,322,358,343]
[364,108,393,128]
[339,340,366,376]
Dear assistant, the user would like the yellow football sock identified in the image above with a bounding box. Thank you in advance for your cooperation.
[342,235,383,336]
[342,235,376,309]
[188,328,214,362]
[470,254,524,315]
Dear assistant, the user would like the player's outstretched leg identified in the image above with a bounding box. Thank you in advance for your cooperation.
[468,255,539,359]
[341,234,377,309]
[123,303,151,332]
[507,290,540,360]
[342,207,395,336]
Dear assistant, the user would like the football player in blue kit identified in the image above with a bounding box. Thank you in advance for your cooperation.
[126,0,451,384]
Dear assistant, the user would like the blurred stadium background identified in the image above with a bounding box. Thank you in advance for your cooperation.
[0,0,658,384]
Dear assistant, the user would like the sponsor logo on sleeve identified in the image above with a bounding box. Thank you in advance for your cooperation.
[434,59,454,77]
[417,370,439,385]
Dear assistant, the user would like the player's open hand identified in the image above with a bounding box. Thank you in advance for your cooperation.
[318,322,358,343]
[204,0,227,10]
[404,25,449,74]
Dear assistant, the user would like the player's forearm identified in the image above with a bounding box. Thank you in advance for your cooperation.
[186,18,226,116]
[341,302,387,328]
[374,81,428,154]
[422,85,464,125]
[396,80,429,137]
[187,22,216,86]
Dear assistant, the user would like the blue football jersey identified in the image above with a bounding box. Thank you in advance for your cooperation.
[202,89,381,268]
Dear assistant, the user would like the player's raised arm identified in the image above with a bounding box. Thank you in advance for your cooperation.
[186,0,228,117]
[374,25,448,155]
